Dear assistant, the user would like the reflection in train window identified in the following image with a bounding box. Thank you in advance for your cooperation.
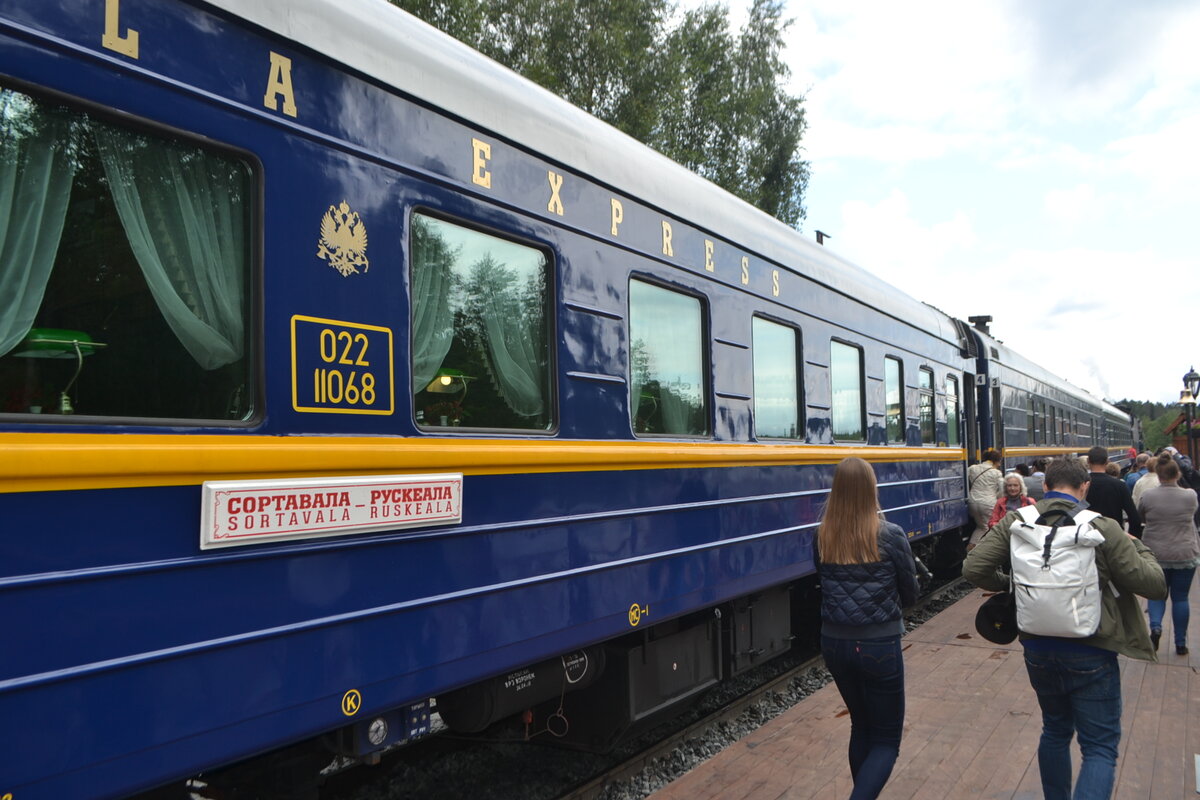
[0,85,254,421]
[946,375,960,446]
[830,340,863,441]
[918,367,934,444]
[410,214,552,430]
[629,280,708,436]
[884,356,904,443]
[752,317,801,439]
[1027,394,1035,444]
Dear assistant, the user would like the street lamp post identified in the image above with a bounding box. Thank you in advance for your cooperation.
[1184,367,1200,464]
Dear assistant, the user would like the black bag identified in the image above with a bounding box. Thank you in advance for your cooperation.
[975,591,1018,644]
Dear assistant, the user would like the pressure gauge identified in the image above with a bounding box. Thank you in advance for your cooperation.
[367,717,388,747]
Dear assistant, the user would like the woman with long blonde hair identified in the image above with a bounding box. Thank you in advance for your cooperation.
[817,457,918,800]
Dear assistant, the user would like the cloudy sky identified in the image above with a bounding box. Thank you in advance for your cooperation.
[699,0,1200,405]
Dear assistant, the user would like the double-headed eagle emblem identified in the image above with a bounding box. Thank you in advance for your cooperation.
[317,201,369,277]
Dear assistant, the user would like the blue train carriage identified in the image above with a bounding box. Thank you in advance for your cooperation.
[0,0,970,796]
[966,321,1135,468]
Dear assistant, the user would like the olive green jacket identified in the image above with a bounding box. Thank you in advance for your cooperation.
[963,497,1168,662]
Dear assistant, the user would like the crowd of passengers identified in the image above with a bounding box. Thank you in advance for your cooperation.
[966,445,1200,656]
[817,443,1200,799]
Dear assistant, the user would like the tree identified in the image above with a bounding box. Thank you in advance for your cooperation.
[391,0,809,227]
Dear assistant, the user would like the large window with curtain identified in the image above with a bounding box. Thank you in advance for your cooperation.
[0,85,253,421]
[409,213,553,431]
[752,317,801,439]
[830,340,863,441]
[628,279,708,436]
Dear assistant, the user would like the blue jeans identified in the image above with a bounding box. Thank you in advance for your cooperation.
[821,634,905,800]
[1147,566,1195,647]
[1023,649,1122,800]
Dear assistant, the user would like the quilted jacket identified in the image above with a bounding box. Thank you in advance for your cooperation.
[818,521,919,640]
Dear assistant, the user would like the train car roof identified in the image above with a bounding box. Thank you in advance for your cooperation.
[200,0,959,346]
[978,331,1128,418]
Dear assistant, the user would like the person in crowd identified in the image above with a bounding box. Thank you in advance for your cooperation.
[1171,449,1200,527]
[963,458,1165,800]
[1138,453,1200,655]
[1124,453,1151,492]
[1085,447,1143,537]
[987,473,1037,528]
[817,457,918,800]
[1104,462,1121,478]
[967,449,1005,548]
[1026,458,1047,500]
[1132,454,1162,507]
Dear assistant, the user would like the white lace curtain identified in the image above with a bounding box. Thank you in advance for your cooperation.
[475,259,546,418]
[0,109,77,357]
[410,218,456,394]
[95,128,245,370]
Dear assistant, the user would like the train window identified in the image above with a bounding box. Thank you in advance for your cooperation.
[830,340,864,441]
[1027,394,1035,444]
[752,317,801,439]
[945,375,960,446]
[410,214,552,431]
[884,356,904,443]
[628,279,708,436]
[918,367,934,444]
[1050,406,1058,444]
[0,85,254,421]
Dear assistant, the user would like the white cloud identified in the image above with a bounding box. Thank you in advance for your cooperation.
[980,247,1195,403]
[786,1,1022,131]
[833,190,977,285]
[1042,184,1106,226]
[1108,113,1200,191]
[803,118,964,164]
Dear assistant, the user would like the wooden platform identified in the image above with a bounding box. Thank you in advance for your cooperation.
[648,578,1200,800]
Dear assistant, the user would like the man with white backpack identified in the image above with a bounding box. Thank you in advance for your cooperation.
[964,457,1166,800]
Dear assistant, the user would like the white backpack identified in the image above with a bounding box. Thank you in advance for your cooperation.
[1010,505,1106,638]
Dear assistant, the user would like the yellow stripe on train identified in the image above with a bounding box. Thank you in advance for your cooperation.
[0,433,964,494]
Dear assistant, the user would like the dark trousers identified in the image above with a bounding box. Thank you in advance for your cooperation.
[821,634,905,800]
[1024,649,1122,800]
[1147,566,1195,647]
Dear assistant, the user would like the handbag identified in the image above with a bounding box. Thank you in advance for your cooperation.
[975,590,1018,644]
